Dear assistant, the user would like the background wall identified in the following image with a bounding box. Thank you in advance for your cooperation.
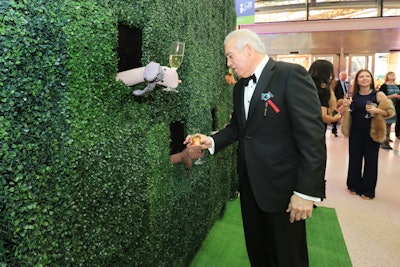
[0,0,237,266]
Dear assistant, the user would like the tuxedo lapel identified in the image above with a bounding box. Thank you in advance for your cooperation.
[248,58,276,120]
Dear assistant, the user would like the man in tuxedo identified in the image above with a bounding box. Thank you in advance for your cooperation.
[332,71,349,136]
[185,29,326,266]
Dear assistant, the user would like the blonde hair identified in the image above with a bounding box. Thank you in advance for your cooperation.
[383,71,396,83]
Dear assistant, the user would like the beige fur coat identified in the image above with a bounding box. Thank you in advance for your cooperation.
[338,98,395,143]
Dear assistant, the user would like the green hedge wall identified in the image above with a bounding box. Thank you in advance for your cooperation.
[0,0,237,266]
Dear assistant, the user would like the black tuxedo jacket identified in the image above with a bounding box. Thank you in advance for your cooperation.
[213,58,326,212]
[334,79,348,100]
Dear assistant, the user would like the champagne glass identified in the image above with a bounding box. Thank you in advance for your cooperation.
[345,93,352,111]
[164,41,185,92]
[191,128,204,165]
[365,100,376,119]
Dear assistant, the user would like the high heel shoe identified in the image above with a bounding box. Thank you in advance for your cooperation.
[361,195,373,200]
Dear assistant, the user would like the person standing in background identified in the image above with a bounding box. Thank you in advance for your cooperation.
[337,69,395,200]
[332,71,350,136]
[378,71,400,149]
[308,60,342,132]
[185,29,326,267]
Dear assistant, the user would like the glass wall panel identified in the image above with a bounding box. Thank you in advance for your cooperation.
[313,55,334,63]
[277,54,311,69]
[382,0,400,16]
[374,53,388,88]
[372,53,400,88]
[308,1,378,20]
[314,0,374,2]
[255,11,307,23]
[255,0,307,22]
[382,8,400,16]
[255,0,400,22]
[308,9,377,20]
[349,55,373,81]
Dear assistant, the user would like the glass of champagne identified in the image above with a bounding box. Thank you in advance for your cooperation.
[191,128,203,165]
[345,93,352,111]
[164,41,185,92]
[365,100,376,119]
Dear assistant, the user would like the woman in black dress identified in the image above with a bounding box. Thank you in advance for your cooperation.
[337,69,395,199]
[309,60,342,131]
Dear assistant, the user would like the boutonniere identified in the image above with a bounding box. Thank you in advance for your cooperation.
[261,91,280,116]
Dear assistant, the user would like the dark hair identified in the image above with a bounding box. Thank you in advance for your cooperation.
[353,69,375,96]
[308,60,335,89]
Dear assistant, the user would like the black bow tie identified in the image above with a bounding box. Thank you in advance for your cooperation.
[242,74,257,86]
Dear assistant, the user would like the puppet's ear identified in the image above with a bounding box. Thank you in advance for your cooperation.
[133,66,179,96]
[143,62,163,82]
[132,83,157,96]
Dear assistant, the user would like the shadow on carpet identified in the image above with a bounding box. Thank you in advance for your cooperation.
[190,198,351,267]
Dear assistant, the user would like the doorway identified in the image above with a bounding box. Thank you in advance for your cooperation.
[348,54,374,82]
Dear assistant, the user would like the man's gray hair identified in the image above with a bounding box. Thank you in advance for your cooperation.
[224,29,266,54]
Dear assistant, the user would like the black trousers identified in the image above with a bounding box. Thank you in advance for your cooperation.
[347,125,379,198]
[395,103,400,137]
[239,167,309,267]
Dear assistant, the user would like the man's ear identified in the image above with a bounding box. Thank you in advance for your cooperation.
[245,43,254,57]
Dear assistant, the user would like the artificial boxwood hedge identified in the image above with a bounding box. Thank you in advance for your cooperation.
[0,0,237,266]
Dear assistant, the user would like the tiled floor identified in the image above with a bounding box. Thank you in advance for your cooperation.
[321,125,400,267]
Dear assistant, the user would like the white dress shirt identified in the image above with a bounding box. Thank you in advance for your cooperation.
[244,56,270,119]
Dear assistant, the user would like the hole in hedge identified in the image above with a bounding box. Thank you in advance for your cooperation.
[117,24,142,72]
[169,120,186,156]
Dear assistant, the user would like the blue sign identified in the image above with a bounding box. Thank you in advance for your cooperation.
[235,0,255,17]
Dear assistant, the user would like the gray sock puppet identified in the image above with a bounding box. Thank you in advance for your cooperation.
[116,62,179,95]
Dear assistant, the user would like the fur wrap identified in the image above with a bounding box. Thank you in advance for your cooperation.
[370,98,395,143]
[337,98,351,137]
[338,98,395,143]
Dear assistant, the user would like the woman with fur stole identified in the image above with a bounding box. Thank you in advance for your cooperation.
[337,69,395,200]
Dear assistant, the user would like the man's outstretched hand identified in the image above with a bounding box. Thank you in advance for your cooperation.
[184,134,212,150]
